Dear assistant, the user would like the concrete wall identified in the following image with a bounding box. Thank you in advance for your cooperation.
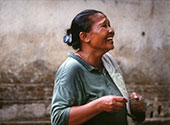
[0,0,170,123]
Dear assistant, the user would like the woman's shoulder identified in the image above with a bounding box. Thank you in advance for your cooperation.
[102,53,117,66]
[54,57,84,87]
[102,53,123,74]
[57,57,84,75]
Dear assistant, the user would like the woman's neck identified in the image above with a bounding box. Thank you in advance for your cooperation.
[76,50,104,71]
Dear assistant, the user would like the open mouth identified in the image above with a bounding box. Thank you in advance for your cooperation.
[106,37,113,41]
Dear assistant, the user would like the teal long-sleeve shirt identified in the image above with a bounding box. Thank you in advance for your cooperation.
[51,52,128,125]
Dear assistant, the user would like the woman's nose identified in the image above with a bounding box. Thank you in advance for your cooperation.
[108,27,114,36]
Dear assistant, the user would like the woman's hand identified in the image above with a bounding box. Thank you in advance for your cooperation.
[98,95,127,112]
[129,92,146,122]
[130,92,145,112]
[130,92,142,101]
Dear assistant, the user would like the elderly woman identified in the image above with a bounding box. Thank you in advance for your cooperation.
[51,9,145,125]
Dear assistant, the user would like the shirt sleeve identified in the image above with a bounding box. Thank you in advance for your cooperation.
[51,59,85,125]
[51,84,71,125]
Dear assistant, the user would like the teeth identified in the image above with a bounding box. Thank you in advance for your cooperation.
[107,37,113,41]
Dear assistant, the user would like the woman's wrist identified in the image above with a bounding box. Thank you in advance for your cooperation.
[95,97,105,112]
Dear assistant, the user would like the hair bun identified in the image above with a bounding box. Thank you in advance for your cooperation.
[64,33,72,44]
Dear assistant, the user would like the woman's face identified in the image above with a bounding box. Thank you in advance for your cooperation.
[87,13,115,52]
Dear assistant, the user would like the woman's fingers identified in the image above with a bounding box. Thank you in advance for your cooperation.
[114,96,127,103]
[130,92,143,101]
[101,95,127,112]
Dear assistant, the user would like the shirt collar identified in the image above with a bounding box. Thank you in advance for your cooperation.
[68,52,96,72]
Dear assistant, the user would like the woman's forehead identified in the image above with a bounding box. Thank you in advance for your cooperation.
[90,13,108,24]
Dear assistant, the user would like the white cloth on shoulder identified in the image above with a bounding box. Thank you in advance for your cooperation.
[102,53,134,124]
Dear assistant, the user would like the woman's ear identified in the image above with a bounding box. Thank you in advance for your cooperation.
[79,32,90,43]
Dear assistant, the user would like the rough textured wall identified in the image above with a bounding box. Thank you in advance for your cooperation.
[0,0,170,122]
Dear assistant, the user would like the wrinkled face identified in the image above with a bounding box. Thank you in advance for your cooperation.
[88,13,115,52]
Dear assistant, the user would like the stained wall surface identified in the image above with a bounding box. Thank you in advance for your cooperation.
[0,0,170,122]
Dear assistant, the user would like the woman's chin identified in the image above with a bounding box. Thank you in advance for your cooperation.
[108,44,114,50]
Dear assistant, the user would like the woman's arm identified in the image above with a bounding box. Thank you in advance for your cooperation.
[69,95,127,125]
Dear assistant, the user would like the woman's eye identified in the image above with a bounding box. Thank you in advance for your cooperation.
[102,24,107,28]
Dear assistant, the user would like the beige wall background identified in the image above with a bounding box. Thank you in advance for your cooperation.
[0,0,170,123]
